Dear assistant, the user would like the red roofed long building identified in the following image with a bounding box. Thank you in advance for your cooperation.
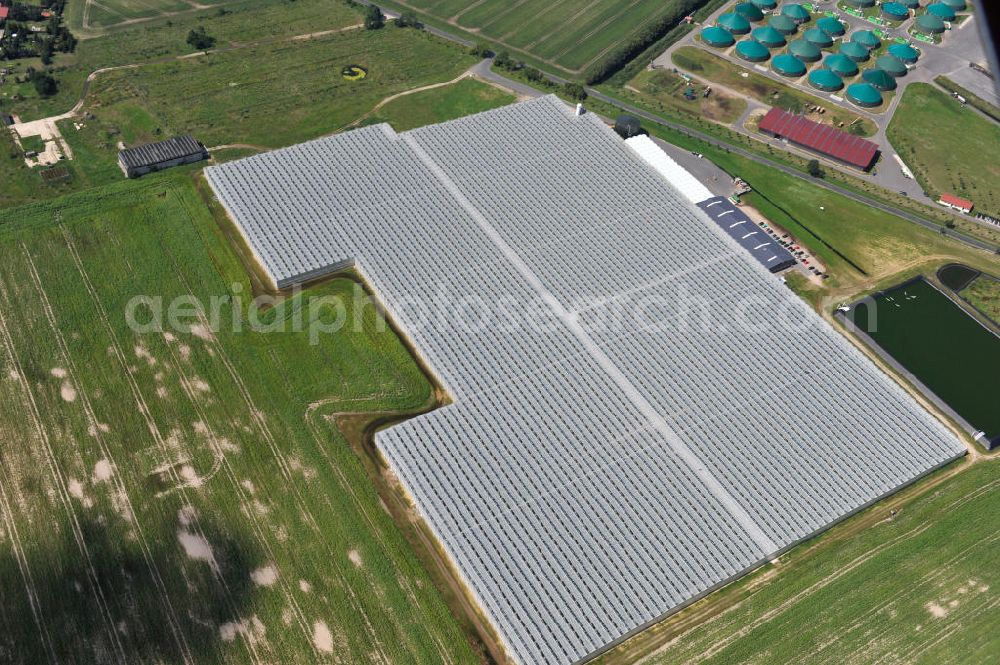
[938,193,973,214]
[758,107,880,171]
[0,7,9,21]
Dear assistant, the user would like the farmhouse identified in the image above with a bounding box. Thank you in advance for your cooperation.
[938,193,974,213]
[207,96,963,665]
[117,135,208,178]
[758,107,879,170]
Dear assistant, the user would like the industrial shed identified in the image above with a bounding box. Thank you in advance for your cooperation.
[697,197,796,272]
[117,135,208,178]
[206,96,962,665]
[758,107,879,170]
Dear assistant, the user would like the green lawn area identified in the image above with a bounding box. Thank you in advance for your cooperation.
[0,174,476,663]
[888,83,1000,218]
[962,273,1000,326]
[625,68,747,126]
[365,77,515,132]
[1,0,363,122]
[671,46,878,136]
[599,459,1000,664]
[16,134,47,154]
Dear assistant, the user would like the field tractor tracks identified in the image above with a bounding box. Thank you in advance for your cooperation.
[0,275,126,663]
[60,226,265,665]
[20,240,196,663]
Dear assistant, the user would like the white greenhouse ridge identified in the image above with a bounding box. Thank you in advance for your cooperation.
[206,96,965,665]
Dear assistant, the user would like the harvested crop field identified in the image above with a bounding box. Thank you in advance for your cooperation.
[0,176,475,663]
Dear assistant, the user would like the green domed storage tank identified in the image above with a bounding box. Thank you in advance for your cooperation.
[788,38,822,62]
[888,43,920,63]
[839,41,870,62]
[769,14,798,35]
[736,40,771,62]
[825,53,859,77]
[804,27,834,47]
[926,3,956,21]
[941,0,966,9]
[851,30,881,50]
[781,4,811,23]
[882,2,910,20]
[735,2,765,21]
[809,68,844,91]
[816,17,846,36]
[752,25,787,48]
[751,0,778,8]
[915,13,946,33]
[847,82,882,107]
[718,12,751,35]
[876,54,909,76]
[863,68,897,91]
[701,26,736,47]
[772,53,807,77]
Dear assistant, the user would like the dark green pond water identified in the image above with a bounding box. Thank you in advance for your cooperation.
[851,278,1000,445]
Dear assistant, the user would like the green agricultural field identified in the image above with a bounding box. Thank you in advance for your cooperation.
[599,459,1000,664]
[888,83,1000,218]
[364,77,515,132]
[0,174,477,663]
[625,68,747,126]
[72,0,239,33]
[671,47,878,136]
[65,27,474,160]
[2,0,363,122]
[379,0,701,74]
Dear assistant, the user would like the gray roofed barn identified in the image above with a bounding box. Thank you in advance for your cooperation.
[118,135,208,178]
[205,96,964,665]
